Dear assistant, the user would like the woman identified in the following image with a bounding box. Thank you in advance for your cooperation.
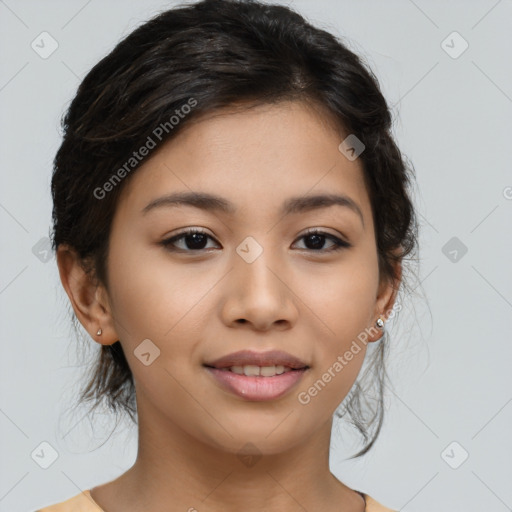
[37,0,418,510]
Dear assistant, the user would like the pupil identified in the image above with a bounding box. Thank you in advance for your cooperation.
[306,234,324,250]
[183,233,327,250]
[187,233,207,249]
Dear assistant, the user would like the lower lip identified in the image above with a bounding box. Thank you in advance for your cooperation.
[205,367,308,401]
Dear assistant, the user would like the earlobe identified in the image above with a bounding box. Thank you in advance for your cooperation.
[56,244,118,345]
[368,259,403,343]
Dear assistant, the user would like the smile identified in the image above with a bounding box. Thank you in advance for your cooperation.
[204,366,309,401]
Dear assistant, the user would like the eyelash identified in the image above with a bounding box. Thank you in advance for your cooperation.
[160,228,351,254]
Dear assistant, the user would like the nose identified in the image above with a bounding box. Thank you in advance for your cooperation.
[220,248,299,332]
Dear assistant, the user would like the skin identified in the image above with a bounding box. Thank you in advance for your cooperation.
[57,100,401,512]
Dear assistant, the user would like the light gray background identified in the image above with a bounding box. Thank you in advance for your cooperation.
[1,1,511,511]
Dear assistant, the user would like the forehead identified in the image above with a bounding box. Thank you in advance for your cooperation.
[116,101,372,225]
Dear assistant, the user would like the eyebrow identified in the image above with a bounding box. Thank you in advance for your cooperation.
[142,191,364,227]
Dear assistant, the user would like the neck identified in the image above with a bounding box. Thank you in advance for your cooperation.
[93,394,365,512]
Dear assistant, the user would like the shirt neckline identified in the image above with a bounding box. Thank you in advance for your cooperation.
[85,488,368,511]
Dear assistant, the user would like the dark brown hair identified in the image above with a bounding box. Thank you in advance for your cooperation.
[51,0,420,457]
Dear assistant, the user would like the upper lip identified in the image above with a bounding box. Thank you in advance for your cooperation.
[204,350,309,370]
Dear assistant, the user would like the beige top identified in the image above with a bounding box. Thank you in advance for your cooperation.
[35,489,396,511]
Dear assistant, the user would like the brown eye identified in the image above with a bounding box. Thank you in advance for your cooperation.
[293,230,351,252]
[160,228,351,254]
[161,229,219,252]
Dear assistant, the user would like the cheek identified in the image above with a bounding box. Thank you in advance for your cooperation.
[298,248,378,401]
[106,237,214,359]
[303,249,379,341]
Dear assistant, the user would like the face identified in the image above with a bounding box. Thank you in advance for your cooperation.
[100,100,395,456]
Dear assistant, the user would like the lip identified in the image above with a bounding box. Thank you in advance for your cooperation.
[203,349,309,370]
[205,366,309,401]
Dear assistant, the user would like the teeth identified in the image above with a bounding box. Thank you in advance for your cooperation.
[229,365,291,376]
[243,365,260,376]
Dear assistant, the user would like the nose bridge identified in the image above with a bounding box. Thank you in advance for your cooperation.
[222,233,298,329]
[234,234,281,294]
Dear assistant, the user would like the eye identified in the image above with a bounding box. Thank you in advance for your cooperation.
[292,229,351,252]
[160,228,219,252]
[160,228,351,253]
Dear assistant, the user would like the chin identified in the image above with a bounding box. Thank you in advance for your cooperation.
[200,421,308,458]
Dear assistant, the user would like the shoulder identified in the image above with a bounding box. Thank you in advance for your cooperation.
[35,490,104,512]
[362,493,397,512]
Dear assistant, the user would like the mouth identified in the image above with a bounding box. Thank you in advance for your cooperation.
[204,366,309,401]
[203,349,310,401]
[203,349,309,372]
[203,363,308,376]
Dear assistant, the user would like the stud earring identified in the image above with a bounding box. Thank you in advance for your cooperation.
[96,328,102,336]
[375,317,384,329]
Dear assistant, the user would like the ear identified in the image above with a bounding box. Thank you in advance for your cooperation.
[367,257,402,343]
[56,244,119,345]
